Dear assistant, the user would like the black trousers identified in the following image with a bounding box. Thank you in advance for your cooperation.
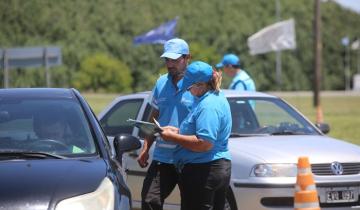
[179,158,231,210]
[141,160,179,210]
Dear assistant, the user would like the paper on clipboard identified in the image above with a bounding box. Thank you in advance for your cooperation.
[127,118,162,136]
[153,118,161,129]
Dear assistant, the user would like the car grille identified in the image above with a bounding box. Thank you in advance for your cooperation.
[311,162,360,175]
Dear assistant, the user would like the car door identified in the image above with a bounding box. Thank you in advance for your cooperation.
[100,94,181,208]
[121,101,155,204]
[121,100,181,208]
[98,95,151,202]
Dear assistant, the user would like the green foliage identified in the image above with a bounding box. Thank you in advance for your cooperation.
[74,53,133,93]
[1,0,360,92]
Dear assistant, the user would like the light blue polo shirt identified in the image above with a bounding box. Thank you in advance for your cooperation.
[174,91,232,164]
[149,73,193,164]
[229,70,256,91]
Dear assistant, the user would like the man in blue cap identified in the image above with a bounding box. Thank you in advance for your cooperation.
[138,38,193,210]
[216,53,256,91]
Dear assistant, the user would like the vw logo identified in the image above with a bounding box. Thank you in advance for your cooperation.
[330,162,344,175]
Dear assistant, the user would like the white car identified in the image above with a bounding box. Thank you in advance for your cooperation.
[98,90,360,210]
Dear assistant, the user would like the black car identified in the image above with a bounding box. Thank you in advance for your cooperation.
[0,88,140,210]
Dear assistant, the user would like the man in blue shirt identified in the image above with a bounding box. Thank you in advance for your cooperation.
[216,53,256,91]
[138,38,193,210]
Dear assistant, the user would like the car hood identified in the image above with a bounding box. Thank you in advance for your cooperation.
[0,158,107,210]
[229,135,360,164]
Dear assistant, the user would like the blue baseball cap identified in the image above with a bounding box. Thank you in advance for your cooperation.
[216,54,240,68]
[160,38,189,59]
[182,61,213,90]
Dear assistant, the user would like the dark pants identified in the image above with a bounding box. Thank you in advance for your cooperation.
[179,158,231,210]
[141,160,179,210]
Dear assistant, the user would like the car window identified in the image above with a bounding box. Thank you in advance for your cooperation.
[138,104,154,138]
[253,100,298,127]
[228,97,318,135]
[0,98,97,156]
[100,99,143,136]
[228,99,259,133]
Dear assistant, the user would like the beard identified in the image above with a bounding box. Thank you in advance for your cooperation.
[168,68,185,79]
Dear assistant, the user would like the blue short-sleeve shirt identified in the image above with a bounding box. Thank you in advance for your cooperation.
[229,70,256,91]
[174,91,232,164]
[149,73,193,163]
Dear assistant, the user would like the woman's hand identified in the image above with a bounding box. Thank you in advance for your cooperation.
[160,126,179,141]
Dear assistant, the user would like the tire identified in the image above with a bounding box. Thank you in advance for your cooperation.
[224,188,237,210]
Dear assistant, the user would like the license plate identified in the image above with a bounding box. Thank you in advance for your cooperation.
[325,188,357,203]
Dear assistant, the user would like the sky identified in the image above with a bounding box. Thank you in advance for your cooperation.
[333,0,360,14]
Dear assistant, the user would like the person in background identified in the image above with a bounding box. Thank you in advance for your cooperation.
[160,61,232,210]
[137,38,193,210]
[216,53,256,91]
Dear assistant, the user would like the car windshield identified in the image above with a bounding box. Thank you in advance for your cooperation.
[0,97,97,157]
[228,97,319,136]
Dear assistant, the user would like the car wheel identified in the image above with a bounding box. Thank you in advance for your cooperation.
[224,188,237,210]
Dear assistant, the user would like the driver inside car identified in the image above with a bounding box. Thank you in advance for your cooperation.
[33,112,85,153]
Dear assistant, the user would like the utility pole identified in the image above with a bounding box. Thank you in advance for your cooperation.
[314,0,323,123]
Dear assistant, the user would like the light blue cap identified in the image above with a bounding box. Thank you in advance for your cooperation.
[182,61,213,90]
[160,38,189,59]
[216,53,240,68]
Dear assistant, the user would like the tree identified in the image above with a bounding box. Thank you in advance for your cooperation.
[74,53,133,93]
[1,0,360,91]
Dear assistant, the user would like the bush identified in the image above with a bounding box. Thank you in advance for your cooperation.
[74,53,133,93]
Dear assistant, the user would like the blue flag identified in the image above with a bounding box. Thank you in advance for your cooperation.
[133,17,178,45]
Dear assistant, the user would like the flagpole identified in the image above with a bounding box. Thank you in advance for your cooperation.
[275,0,282,90]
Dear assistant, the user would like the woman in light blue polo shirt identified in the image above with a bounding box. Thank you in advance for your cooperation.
[160,61,232,210]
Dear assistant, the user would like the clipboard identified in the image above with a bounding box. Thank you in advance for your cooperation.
[127,118,163,136]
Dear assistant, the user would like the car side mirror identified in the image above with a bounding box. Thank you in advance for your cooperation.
[113,134,141,165]
[113,134,141,153]
[315,123,330,134]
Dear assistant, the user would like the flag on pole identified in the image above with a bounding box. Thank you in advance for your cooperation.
[247,19,296,55]
[133,17,178,45]
[351,39,360,50]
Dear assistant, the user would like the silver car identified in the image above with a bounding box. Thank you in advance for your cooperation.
[98,90,360,210]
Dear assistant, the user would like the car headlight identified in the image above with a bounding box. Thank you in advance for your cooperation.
[55,177,114,210]
[251,163,297,177]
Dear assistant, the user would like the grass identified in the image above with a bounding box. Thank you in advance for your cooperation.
[83,93,119,115]
[279,93,360,146]
[83,91,360,146]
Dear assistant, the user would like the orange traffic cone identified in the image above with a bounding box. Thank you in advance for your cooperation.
[294,157,321,210]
